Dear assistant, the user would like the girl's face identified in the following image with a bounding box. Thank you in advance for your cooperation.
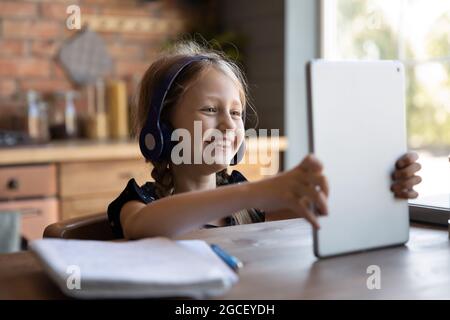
[170,66,245,172]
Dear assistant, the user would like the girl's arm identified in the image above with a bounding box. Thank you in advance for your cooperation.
[121,182,260,239]
[265,208,299,221]
[121,154,329,239]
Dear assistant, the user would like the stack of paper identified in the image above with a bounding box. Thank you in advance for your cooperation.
[30,238,238,299]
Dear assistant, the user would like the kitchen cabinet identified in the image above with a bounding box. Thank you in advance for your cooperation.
[0,164,58,241]
[0,198,58,241]
[59,159,150,219]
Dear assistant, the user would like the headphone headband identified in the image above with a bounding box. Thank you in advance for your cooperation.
[139,55,246,165]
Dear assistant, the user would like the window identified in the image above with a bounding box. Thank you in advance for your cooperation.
[321,0,450,220]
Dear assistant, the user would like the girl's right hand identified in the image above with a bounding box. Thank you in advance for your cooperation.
[253,154,329,229]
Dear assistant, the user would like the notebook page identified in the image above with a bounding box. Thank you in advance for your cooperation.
[30,238,236,298]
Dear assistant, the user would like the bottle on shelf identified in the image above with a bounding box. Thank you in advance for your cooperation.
[64,91,78,138]
[37,101,50,142]
[27,90,40,141]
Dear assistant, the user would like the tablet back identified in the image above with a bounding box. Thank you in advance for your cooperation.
[307,60,410,258]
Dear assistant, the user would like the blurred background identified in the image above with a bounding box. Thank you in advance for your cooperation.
[0,0,448,251]
[321,0,450,200]
[0,0,284,139]
[0,0,285,251]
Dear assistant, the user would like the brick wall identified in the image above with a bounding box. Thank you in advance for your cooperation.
[0,0,187,114]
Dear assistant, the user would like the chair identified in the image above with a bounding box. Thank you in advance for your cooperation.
[43,212,117,240]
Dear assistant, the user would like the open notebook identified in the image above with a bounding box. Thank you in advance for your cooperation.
[30,238,238,299]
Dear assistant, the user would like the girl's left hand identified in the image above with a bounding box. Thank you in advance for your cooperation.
[390,152,422,199]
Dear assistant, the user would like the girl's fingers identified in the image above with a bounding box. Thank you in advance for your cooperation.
[297,197,321,229]
[301,172,330,198]
[299,154,324,173]
[300,185,328,216]
[391,175,422,192]
[392,162,421,180]
[394,189,419,199]
[395,152,419,169]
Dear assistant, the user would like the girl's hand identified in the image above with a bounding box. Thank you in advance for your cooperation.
[390,152,422,199]
[254,154,329,229]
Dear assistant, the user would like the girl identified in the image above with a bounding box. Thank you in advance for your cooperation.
[107,41,422,240]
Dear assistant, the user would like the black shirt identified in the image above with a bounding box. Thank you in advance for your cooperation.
[107,170,265,239]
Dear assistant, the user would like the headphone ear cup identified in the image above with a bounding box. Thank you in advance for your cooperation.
[159,122,174,160]
[230,139,246,166]
[139,124,163,162]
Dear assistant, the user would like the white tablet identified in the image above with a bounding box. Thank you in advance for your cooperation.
[306,60,410,258]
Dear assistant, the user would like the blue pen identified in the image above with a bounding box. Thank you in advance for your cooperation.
[210,244,243,272]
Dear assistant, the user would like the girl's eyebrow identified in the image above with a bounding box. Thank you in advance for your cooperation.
[203,94,242,108]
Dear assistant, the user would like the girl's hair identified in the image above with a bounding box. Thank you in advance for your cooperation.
[133,41,257,224]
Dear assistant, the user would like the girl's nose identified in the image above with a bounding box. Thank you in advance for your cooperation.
[217,112,237,131]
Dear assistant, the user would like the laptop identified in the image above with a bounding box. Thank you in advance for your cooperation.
[306,60,410,258]
[409,193,450,226]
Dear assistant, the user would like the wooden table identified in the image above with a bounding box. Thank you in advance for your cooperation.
[0,219,449,299]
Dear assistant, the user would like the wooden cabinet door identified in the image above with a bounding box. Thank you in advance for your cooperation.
[0,198,59,240]
[0,164,57,199]
[60,194,117,220]
[59,159,152,198]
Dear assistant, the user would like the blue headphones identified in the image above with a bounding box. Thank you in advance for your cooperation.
[139,55,246,166]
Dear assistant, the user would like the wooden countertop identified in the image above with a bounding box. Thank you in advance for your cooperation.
[0,140,142,165]
[0,137,288,165]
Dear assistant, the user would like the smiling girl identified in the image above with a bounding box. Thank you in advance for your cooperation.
[107,41,422,240]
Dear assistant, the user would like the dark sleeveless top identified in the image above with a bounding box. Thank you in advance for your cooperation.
[107,170,265,238]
